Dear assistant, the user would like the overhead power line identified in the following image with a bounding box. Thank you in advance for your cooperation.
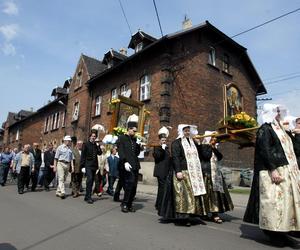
[152,0,164,37]
[118,0,132,36]
[264,74,300,85]
[230,7,300,39]
[263,71,300,81]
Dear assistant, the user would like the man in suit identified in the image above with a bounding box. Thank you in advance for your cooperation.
[29,143,42,191]
[117,115,142,213]
[43,143,56,191]
[107,146,119,196]
[80,131,102,204]
[71,138,83,198]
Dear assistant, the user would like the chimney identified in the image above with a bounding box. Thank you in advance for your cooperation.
[182,15,192,30]
[119,47,127,56]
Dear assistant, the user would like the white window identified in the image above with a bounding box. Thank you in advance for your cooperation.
[140,75,151,101]
[120,84,127,96]
[16,129,19,141]
[208,46,216,66]
[46,116,50,132]
[61,111,66,127]
[95,96,102,116]
[111,88,118,100]
[57,112,60,129]
[135,42,143,53]
[72,102,80,121]
[52,113,57,130]
[49,115,53,131]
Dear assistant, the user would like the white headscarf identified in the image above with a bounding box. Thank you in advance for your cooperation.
[283,115,297,131]
[177,124,198,139]
[258,103,288,124]
[202,130,217,145]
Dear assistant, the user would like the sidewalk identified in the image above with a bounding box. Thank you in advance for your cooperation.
[136,183,250,208]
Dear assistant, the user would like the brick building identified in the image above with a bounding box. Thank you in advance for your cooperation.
[86,21,266,182]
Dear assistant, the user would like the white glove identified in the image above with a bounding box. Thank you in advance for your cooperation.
[81,168,86,174]
[161,144,167,150]
[124,162,132,172]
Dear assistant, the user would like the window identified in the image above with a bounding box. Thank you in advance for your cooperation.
[46,116,51,132]
[95,96,102,116]
[16,129,19,141]
[208,46,216,66]
[49,114,53,130]
[44,117,48,132]
[76,71,82,88]
[72,102,80,121]
[140,75,151,101]
[107,61,113,69]
[111,88,118,100]
[56,112,60,129]
[120,84,127,96]
[52,113,57,130]
[135,42,143,53]
[223,54,230,73]
[61,111,66,127]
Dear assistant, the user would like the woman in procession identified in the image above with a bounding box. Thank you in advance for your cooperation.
[170,124,207,226]
[243,103,300,247]
[199,131,233,223]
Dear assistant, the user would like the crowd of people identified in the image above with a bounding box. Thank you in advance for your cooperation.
[1,103,300,247]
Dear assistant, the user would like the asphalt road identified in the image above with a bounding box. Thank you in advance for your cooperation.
[0,183,298,250]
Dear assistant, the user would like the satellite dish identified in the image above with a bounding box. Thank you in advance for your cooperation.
[124,88,131,98]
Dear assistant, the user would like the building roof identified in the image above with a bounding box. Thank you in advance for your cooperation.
[82,54,107,78]
[51,87,68,97]
[128,30,157,49]
[88,21,266,95]
[102,49,127,65]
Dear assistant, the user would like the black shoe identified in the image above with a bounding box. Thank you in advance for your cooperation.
[44,187,50,192]
[128,206,136,212]
[60,194,66,199]
[31,188,36,192]
[121,205,129,213]
[85,198,94,204]
[0,183,5,187]
[185,221,191,227]
[18,190,24,194]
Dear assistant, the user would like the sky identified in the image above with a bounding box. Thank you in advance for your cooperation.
[0,0,299,124]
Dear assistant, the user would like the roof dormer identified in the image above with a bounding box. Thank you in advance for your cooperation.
[102,49,127,69]
[51,86,68,99]
[128,30,157,53]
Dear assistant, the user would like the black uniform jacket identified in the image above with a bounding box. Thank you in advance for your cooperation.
[116,134,141,171]
[153,146,171,178]
[80,141,102,170]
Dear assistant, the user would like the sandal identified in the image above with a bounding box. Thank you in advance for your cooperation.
[212,216,223,224]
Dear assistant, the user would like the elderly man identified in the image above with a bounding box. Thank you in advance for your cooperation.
[0,147,14,186]
[43,143,56,191]
[54,136,74,199]
[13,144,35,194]
[29,143,42,191]
[71,137,83,198]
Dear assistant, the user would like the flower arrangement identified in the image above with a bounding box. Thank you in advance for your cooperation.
[223,112,258,129]
[108,98,121,110]
[112,126,127,136]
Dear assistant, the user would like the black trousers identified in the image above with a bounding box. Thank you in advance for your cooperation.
[155,176,167,210]
[30,168,39,191]
[122,170,139,208]
[85,168,96,200]
[43,168,55,189]
[18,167,30,192]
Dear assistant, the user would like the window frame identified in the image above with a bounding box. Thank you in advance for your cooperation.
[208,46,216,66]
[140,75,151,101]
[95,96,102,116]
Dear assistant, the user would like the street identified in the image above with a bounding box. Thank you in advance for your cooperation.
[0,183,298,250]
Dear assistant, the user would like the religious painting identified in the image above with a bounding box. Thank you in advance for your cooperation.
[109,95,145,134]
[226,85,243,116]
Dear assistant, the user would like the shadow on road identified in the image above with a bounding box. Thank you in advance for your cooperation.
[240,223,300,249]
[0,243,18,250]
